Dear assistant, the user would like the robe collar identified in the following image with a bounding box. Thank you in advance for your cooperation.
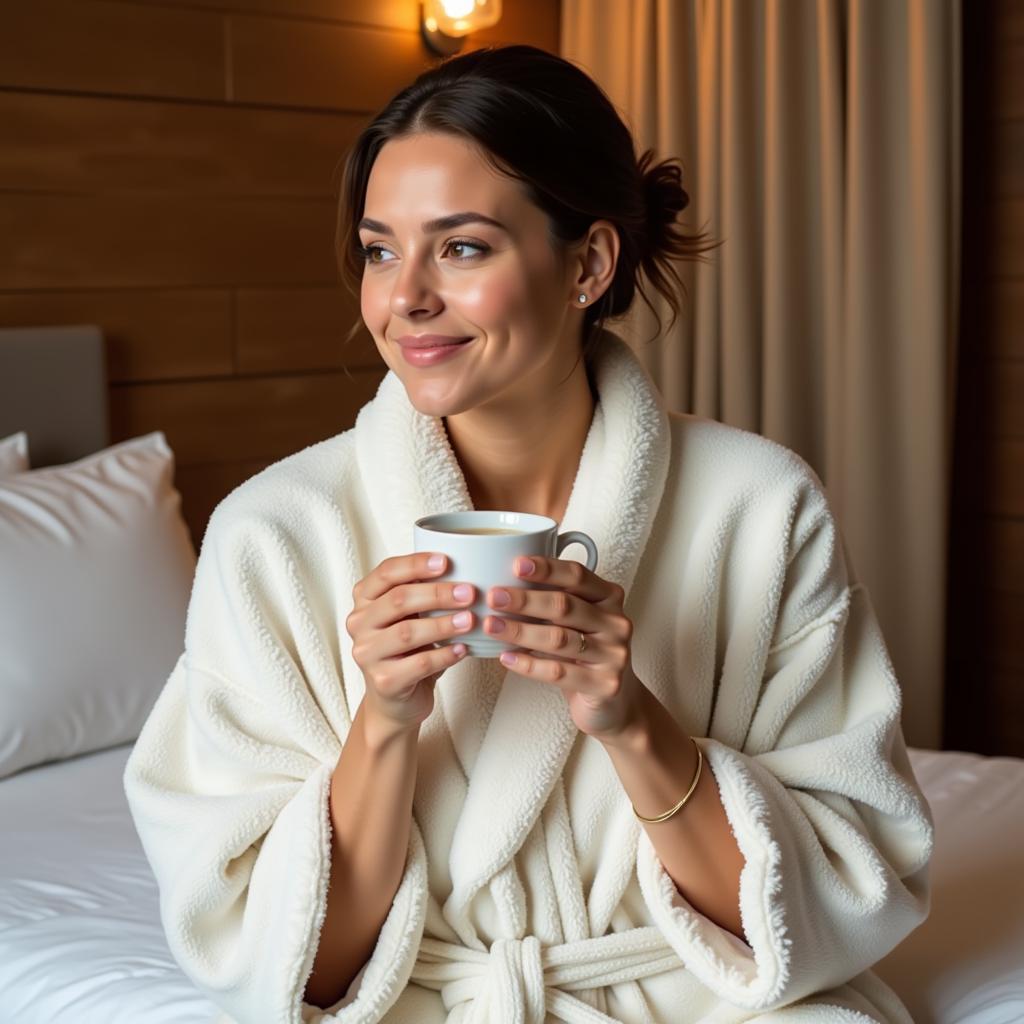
[353,328,671,933]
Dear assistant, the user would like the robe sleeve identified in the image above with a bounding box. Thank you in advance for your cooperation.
[122,501,429,1024]
[635,465,935,1013]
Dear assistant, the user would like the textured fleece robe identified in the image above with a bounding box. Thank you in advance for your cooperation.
[123,328,934,1024]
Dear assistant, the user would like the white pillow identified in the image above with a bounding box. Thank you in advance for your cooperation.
[0,432,29,477]
[0,431,197,779]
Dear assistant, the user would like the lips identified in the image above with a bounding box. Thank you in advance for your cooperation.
[396,335,473,349]
[398,337,475,367]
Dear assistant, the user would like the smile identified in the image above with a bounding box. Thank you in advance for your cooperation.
[399,339,475,367]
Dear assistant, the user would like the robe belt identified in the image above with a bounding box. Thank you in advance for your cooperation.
[408,926,681,1024]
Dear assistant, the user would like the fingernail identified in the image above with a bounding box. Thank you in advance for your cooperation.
[500,651,518,666]
[428,554,445,571]
[492,588,510,608]
[517,558,535,576]
[453,583,473,602]
[453,611,472,628]
[488,617,506,634]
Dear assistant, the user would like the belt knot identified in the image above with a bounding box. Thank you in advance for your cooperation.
[410,926,679,1024]
[484,935,545,1024]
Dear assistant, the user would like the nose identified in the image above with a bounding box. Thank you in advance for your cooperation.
[389,253,442,319]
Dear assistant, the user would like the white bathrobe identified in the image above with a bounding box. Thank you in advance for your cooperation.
[123,328,934,1024]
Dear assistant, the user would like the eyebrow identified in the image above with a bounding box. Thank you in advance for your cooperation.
[357,211,509,236]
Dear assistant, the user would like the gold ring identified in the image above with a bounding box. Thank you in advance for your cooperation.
[578,631,587,654]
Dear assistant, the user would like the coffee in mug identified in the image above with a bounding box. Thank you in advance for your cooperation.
[413,510,598,659]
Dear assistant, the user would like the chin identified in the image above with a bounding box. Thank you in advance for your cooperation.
[400,383,467,420]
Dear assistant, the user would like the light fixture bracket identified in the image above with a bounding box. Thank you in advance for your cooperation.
[420,1,466,58]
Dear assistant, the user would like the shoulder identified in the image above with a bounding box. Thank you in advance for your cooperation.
[663,412,849,618]
[666,410,830,520]
[198,429,360,558]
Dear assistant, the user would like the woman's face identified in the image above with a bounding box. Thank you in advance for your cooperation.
[357,132,586,418]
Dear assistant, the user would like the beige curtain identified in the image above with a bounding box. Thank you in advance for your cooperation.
[561,0,961,751]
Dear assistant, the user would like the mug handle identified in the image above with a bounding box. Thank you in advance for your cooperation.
[556,530,598,572]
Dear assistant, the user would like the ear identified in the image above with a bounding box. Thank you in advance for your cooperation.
[568,220,620,308]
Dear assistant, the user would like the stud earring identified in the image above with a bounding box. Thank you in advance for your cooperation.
[577,294,587,304]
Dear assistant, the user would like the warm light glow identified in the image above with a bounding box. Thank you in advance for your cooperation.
[441,0,475,16]
[423,0,502,38]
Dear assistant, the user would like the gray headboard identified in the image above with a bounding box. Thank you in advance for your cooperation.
[0,325,110,469]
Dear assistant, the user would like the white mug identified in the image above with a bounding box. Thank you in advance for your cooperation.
[413,510,599,659]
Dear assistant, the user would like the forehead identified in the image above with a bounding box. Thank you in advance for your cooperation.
[364,133,527,221]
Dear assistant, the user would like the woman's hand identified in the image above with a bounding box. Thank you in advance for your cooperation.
[346,552,477,740]
[486,556,645,742]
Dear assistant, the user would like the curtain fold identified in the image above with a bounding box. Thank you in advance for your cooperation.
[561,0,961,750]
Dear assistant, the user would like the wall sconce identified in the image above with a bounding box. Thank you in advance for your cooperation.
[420,0,503,58]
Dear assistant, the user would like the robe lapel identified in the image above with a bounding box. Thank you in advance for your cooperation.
[354,328,672,940]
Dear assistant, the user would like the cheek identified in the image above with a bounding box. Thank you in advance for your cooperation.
[360,274,389,332]
[454,266,550,328]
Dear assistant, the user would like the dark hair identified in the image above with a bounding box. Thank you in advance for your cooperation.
[335,43,720,374]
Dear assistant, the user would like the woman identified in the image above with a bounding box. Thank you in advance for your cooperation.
[124,45,933,1024]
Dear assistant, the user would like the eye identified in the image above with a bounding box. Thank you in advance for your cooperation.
[444,238,488,260]
[356,243,393,265]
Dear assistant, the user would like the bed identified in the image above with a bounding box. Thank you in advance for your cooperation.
[1,326,1023,1024]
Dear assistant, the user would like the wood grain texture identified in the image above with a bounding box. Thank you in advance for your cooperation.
[229,14,436,111]
[994,38,1024,120]
[993,117,1024,197]
[0,289,233,382]
[130,0,418,31]
[0,193,336,290]
[989,438,1024,518]
[991,280,1024,359]
[174,458,274,549]
[0,0,224,100]
[990,591,1024,671]
[991,359,1024,438]
[989,519,1024,596]
[0,91,367,197]
[1,0,559,541]
[988,665,1024,754]
[108,368,385,464]
[993,199,1024,277]
[235,286,379,374]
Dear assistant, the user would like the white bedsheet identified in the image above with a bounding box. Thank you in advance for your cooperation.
[1,743,1022,1024]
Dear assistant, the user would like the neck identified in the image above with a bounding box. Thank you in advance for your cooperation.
[443,357,597,524]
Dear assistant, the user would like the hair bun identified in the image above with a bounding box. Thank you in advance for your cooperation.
[638,148,690,254]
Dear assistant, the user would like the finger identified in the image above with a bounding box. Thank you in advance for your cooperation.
[355,551,451,607]
[484,615,602,664]
[375,606,476,662]
[512,556,622,608]
[485,581,604,638]
[497,648,596,692]
[363,577,476,633]
[377,639,470,696]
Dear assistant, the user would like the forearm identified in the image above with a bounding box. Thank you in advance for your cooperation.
[304,700,420,1009]
[600,683,748,943]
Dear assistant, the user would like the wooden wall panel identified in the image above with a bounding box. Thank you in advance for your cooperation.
[0,0,561,547]
[174,458,278,551]
[991,280,1024,357]
[108,368,383,465]
[230,15,436,110]
[990,520,1024,595]
[989,439,1024,518]
[0,290,233,382]
[946,0,1024,757]
[235,287,378,374]
[0,1,224,100]
[0,194,337,290]
[126,0,418,32]
[0,92,367,196]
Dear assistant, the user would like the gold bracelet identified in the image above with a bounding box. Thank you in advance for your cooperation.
[632,738,703,824]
